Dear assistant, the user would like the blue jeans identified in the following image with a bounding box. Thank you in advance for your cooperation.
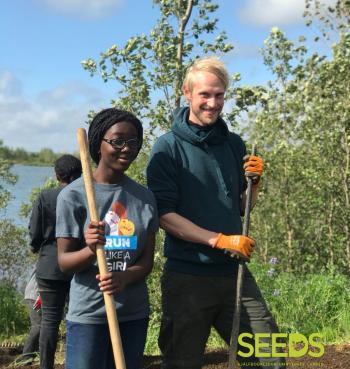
[22,299,42,361]
[65,318,149,369]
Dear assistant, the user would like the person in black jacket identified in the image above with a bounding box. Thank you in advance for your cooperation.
[29,154,82,369]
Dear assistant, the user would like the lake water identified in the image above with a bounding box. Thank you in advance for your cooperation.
[1,164,54,226]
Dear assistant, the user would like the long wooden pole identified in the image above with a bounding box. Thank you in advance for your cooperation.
[77,128,126,369]
[228,144,257,369]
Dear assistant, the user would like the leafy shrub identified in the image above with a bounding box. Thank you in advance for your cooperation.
[0,220,29,287]
[0,281,28,339]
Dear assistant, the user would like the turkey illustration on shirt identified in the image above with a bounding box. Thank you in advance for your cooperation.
[104,201,137,272]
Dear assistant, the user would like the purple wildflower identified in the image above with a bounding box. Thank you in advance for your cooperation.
[267,268,275,277]
[269,257,278,265]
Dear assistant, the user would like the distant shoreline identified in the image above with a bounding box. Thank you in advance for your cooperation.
[1,142,78,167]
[9,161,55,167]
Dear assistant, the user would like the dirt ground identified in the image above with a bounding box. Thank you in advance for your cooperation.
[1,343,349,369]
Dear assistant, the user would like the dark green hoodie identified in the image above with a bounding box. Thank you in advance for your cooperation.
[147,107,246,276]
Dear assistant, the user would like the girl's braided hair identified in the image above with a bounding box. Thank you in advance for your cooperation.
[88,108,143,164]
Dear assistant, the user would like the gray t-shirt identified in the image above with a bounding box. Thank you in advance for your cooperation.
[56,176,158,324]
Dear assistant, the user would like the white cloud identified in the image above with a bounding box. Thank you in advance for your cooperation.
[37,0,124,20]
[239,0,305,26]
[0,71,107,152]
[240,0,337,27]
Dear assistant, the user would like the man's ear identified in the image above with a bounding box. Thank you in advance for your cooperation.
[182,85,192,103]
[56,174,66,184]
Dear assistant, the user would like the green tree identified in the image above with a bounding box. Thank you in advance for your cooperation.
[81,0,350,276]
[37,148,58,165]
[82,0,234,133]
[248,9,350,273]
[0,145,29,287]
[0,147,17,210]
[304,0,350,39]
[247,28,310,272]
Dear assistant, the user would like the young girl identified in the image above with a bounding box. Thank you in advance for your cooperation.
[56,109,158,369]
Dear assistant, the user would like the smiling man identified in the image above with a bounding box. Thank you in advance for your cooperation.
[147,57,285,369]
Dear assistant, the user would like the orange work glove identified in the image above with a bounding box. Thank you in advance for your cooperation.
[243,155,264,184]
[213,233,255,261]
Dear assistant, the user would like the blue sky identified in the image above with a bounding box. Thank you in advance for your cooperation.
[0,0,332,152]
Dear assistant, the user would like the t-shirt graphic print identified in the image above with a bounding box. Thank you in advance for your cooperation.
[104,201,137,272]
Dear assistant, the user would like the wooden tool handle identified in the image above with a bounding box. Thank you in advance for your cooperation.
[77,128,126,369]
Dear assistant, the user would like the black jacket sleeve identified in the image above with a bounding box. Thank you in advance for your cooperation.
[28,194,43,253]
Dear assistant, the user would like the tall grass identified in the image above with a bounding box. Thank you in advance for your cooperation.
[249,260,350,343]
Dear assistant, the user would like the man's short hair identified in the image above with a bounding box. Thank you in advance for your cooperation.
[182,57,229,92]
[54,154,82,183]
